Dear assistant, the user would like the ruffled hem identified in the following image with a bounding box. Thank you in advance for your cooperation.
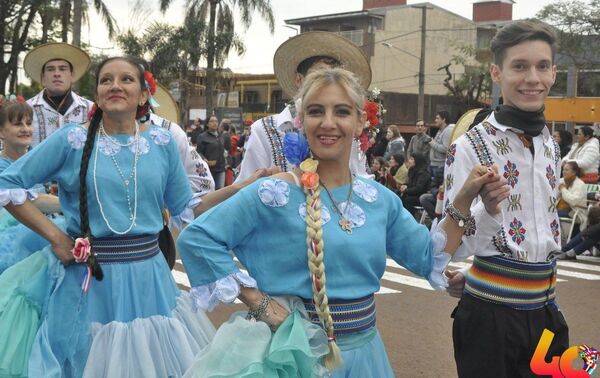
[427,218,451,290]
[82,293,215,378]
[190,271,257,312]
[183,296,329,378]
[171,193,203,230]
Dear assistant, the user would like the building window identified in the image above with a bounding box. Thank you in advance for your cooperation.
[337,30,364,46]
[244,91,259,104]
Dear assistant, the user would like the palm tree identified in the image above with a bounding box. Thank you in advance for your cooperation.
[70,0,117,47]
[160,0,274,117]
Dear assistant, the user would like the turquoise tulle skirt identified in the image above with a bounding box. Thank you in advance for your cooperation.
[0,247,215,378]
[0,215,66,274]
[182,297,395,378]
[0,208,19,233]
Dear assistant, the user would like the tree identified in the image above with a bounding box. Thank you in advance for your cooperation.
[438,44,492,116]
[160,0,275,117]
[118,17,208,122]
[70,0,117,47]
[1,0,45,94]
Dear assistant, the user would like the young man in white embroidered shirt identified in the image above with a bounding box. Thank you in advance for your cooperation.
[443,21,569,377]
[235,32,372,182]
[24,43,93,147]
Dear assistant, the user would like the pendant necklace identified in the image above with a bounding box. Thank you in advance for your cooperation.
[319,174,354,234]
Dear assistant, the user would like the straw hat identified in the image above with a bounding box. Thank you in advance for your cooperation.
[153,83,180,124]
[23,42,91,84]
[450,108,485,143]
[273,31,372,98]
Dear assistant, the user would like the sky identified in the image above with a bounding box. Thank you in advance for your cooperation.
[85,0,558,74]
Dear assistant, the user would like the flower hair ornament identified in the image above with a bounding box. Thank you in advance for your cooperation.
[283,131,310,167]
[141,67,159,108]
[71,236,103,293]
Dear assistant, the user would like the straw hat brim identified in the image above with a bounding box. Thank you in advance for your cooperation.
[273,31,372,98]
[154,83,180,124]
[450,108,483,144]
[24,43,91,84]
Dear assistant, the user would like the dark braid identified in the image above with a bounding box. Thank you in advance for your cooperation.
[78,107,104,280]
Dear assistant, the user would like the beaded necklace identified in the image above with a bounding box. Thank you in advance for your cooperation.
[93,121,140,235]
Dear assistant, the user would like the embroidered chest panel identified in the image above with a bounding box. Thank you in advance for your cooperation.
[262,116,288,172]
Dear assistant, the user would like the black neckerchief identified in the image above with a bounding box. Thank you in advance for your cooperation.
[43,90,74,115]
[494,105,546,137]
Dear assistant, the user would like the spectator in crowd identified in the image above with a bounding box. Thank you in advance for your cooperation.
[555,204,600,260]
[229,125,240,168]
[557,161,587,219]
[552,129,573,158]
[406,119,431,163]
[190,118,203,146]
[237,120,252,151]
[383,125,405,160]
[399,152,431,215]
[367,124,388,163]
[429,110,454,188]
[197,115,227,189]
[371,156,388,185]
[562,126,600,183]
[384,153,408,194]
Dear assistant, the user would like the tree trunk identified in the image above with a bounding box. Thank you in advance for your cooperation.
[61,0,71,42]
[72,0,82,46]
[205,0,218,117]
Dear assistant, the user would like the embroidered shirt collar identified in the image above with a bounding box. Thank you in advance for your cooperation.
[30,90,88,114]
[485,112,551,140]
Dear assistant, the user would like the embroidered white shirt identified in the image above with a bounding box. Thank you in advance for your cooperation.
[444,113,561,263]
[27,90,92,147]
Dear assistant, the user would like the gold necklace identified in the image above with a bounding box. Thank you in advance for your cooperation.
[319,174,354,234]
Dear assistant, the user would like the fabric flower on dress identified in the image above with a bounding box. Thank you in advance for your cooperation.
[128,136,150,155]
[72,237,91,263]
[258,179,290,207]
[283,132,310,166]
[97,137,121,156]
[299,203,331,225]
[352,180,378,203]
[338,201,366,228]
[67,127,87,150]
[150,128,171,145]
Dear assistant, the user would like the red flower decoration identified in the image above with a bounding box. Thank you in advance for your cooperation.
[358,131,372,153]
[143,71,157,95]
[364,100,380,129]
[87,103,98,120]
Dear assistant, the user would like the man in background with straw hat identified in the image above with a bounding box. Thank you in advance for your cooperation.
[235,31,372,182]
[24,42,93,147]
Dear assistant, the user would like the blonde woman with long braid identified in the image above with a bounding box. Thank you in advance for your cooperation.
[178,68,510,377]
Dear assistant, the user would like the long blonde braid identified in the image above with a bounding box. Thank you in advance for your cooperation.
[304,184,343,370]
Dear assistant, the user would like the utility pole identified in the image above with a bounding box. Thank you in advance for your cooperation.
[415,5,428,121]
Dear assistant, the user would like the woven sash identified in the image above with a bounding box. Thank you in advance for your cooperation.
[302,295,376,335]
[93,234,160,264]
[465,255,557,310]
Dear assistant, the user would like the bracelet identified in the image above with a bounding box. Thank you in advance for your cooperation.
[445,203,476,237]
[246,294,272,321]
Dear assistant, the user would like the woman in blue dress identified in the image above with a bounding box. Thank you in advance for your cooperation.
[0,100,64,274]
[0,57,217,377]
[177,68,510,377]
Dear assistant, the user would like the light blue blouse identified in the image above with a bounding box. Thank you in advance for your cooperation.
[0,123,192,238]
[179,176,438,300]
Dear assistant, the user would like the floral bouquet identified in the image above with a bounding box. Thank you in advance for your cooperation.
[359,88,386,153]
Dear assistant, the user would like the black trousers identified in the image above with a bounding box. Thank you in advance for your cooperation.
[452,294,569,378]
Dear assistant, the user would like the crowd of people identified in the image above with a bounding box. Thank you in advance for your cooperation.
[0,19,598,378]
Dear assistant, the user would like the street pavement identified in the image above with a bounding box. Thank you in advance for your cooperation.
[173,255,600,377]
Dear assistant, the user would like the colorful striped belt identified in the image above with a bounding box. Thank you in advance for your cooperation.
[93,234,160,264]
[464,255,557,310]
[302,295,376,336]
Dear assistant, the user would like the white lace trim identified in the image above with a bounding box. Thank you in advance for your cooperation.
[0,188,37,206]
[67,126,87,150]
[427,218,451,290]
[150,128,171,145]
[189,271,258,312]
[338,201,366,228]
[352,179,378,203]
[258,179,290,207]
[170,193,203,230]
[128,136,150,155]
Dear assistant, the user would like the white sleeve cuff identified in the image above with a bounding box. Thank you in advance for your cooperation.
[189,271,257,312]
[427,218,451,290]
[0,188,33,206]
[170,193,203,230]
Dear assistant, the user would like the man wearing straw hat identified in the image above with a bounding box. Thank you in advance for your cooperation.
[235,31,372,182]
[24,42,93,147]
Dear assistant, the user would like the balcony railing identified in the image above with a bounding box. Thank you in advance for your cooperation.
[336,30,364,46]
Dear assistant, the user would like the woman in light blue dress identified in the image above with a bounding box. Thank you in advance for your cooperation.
[0,100,64,274]
[177,68,510,377]
[0,57,216,377]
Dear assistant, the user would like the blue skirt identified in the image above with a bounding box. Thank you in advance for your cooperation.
[0,247,215,378]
